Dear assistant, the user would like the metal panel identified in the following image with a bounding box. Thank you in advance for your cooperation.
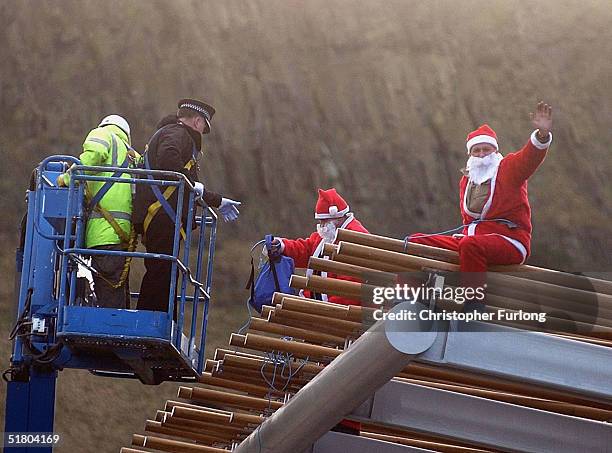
[4,368,57,453]
[312,431,434,453]
[418,321,612,399]
[362,379,612,453]
[387,318,612,399]
[59,306,168,338]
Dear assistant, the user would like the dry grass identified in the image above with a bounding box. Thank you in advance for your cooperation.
[1,0,611,451]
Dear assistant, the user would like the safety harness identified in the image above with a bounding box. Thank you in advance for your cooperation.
[86,157,130,241]
[403,218,520,252]
[84,136,137,289]
[142,125,197,241]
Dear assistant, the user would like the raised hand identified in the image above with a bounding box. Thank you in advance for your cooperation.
[529,101,553,138]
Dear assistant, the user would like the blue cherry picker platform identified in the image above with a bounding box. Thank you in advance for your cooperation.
[4,155,217,451]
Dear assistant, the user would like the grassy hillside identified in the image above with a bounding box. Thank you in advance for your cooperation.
[1,0,611,451]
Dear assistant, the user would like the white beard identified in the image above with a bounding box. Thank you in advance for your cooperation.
[317,222,337,243]
[466,152,503,185]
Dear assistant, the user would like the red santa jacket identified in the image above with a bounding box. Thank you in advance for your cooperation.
[459,132,550,260]
[281,215,369,306]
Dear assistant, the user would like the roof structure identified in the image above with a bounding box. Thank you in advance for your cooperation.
[122,230,612,453]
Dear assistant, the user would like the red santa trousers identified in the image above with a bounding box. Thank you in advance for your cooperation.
[409,233,524,272]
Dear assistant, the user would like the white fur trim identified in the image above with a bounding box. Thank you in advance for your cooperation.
[310,214,354,300]
[311,238,328,300]
[465,231,527,263]
[530,130,552,150]
[466,135,499,153]
[315,205,350,219]
[467,222,477,236]
[278,238,285,253]
[313,236,326,259]
[498,234,527,262]
[338,213,354,230]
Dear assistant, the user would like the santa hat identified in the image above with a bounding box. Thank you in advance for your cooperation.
[466,124,499,153]
[314,188,349,219]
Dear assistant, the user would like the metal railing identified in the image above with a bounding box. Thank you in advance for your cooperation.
[35,156,216,373]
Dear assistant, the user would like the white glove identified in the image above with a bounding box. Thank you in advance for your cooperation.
[219,197,241,222]
[193,182,205,198]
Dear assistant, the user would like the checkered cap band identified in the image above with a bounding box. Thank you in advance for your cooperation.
[179,102,211,121]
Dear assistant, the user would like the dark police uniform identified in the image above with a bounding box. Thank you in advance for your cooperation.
[134,99,222,312]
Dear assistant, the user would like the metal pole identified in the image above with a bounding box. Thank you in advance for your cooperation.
[190,212,206,372]
[198,209,217,367]
[169,180,185,345]
[177,190,195,352]
[68,182,85,307]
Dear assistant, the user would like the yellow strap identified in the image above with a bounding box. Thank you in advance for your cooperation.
[92,226,137,289]
[85,185,131,245]
[84,178,137,290]
[142,159,195,241]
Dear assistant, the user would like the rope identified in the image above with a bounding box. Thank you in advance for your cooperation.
[403,219,519,252]
[110,227,137,290]
[240,239,268,334]
[68,227,137,290]
[238,298,255,335]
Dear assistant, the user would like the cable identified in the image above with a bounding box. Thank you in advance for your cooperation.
[9,288,33,341]
[238,298,254,335]
[254,337,311,452]
[259,339,310,394]
[32,343,64,364]
[239,239,268,335]
[23,336,64,365]
[2,368,13,382]
[403,219,519,252]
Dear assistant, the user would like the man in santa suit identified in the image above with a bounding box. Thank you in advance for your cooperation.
[409,101,553,280]
[272,188,367,434]
[271,188,369,306]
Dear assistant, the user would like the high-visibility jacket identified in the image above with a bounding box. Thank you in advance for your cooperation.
[64,124,133,248]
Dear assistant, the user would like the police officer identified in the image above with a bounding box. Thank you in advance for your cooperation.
[58,115,136,308]
[134,98,241,312]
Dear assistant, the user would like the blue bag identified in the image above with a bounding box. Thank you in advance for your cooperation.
[247,235,296,313]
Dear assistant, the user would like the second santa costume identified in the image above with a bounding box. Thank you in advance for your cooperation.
[278,188,369,306]
[410,124,552,272]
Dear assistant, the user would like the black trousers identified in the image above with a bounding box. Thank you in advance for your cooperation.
[137,215,180,313]
[91,244,129,308]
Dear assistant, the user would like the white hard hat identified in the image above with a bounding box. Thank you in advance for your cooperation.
[99,114,130,138]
